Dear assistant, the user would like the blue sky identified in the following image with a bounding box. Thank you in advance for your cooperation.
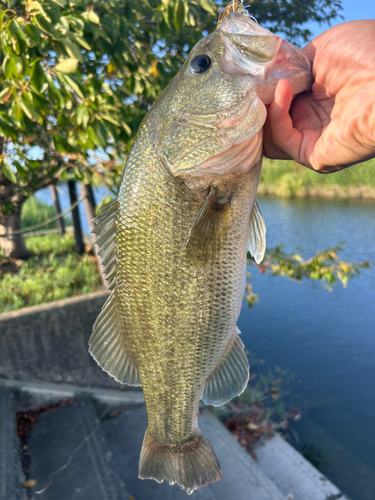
[306,0,375,40]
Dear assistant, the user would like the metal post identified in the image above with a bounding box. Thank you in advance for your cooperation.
[67,180,85,255]
[50,185,65,235]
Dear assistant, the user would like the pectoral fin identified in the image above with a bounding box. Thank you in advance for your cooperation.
[186,188,231,261]
[247,200,266,264]
[202,328,249,406]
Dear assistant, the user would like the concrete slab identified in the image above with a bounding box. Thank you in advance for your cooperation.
[253,432,349,500]
[0,388,22,500]
[102,406,286,500]
[27,399,128,500]
[199,411,286,500]
[0,291,120,388]
[292,416,375,500]
[1,378,144,413]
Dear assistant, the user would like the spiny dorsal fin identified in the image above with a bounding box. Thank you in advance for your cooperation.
[186,188,231,262]
[247,199,266,264]
[202,327,249,406]
[89,293,141,386]
[92,199,118,287]
[90,198,141,386]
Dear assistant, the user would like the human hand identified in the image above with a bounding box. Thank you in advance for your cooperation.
[263,20,375,173]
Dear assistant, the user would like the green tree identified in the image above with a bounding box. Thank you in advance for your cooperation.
[0,0,342,257]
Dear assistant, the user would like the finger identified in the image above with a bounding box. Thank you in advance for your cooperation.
[268,79,304,163]
[263,114,291,160]
[301,41,317,63]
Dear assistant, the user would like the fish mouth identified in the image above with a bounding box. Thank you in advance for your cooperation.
[219,12,312,104]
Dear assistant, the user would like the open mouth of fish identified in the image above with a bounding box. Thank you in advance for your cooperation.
[218,14,311,123]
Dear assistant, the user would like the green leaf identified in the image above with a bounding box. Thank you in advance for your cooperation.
[0,115,17,140]
[158,17,170,37]
[59,38,83,61]
[29,1,52,22]
[93,120,107,147]
[3,56,16,80]
[0,9,12,28]
[51,0,67,7]
[0,87,12,103]
[87,126,100,147]
[199,0,216,15]
[64,75,85,100]
[20,98,43,124]
[10,20,27,54]
[101,114,121,127]
[82,11,100,24]
[121,121,132,135]
[33,15,56,36]
[73,35,91,51]
[1,158,17,183]
[46,73,65,108]
[174,0,185,33]
[30,61,45,92]
[76,105,90,128]
[25,23,41,44]
[54,58,79,74]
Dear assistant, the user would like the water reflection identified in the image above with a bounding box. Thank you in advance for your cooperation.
[239,196,375,500]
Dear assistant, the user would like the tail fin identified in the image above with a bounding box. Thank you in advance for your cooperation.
[139,430,222,494]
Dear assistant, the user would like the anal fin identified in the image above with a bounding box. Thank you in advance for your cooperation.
[202,327,249,406]
[89,293,141,386]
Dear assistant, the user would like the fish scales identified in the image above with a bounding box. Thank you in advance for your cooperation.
[117,122,260,443]
[90,8,312,494]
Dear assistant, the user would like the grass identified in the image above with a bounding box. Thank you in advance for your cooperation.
[259,158,375,198]
[0,233,102,314]
[21,196,72,230]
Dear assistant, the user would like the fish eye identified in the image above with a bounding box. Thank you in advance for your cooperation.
[190,54,212,74]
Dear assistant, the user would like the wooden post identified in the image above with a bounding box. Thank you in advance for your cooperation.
[80,184,108,288]
[67,180,85,255]
[49,185,65,235]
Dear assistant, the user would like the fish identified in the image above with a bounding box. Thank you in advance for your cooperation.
[89,7,312,495]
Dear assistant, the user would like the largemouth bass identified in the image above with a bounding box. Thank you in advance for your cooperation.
[89,9,312,494]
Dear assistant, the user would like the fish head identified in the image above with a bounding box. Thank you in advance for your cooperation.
[157,12,312,178]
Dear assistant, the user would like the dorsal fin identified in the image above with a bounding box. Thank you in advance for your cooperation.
[89,198,141,386]
[92,199,118,287]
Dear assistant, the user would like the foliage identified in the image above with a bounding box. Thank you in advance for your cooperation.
[245,244,370,306]
[0,0,219,216]
[0,233,101,313]
[259,158,375,198]
[25,231,74,253]
[244,0,342,45]
[21,194,71,230]
[0,0,342,216]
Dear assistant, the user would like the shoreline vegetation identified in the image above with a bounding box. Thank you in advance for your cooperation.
[0,234,101,313]
[259,158,375,199]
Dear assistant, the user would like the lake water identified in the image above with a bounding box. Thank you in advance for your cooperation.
[35,188,375,500]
